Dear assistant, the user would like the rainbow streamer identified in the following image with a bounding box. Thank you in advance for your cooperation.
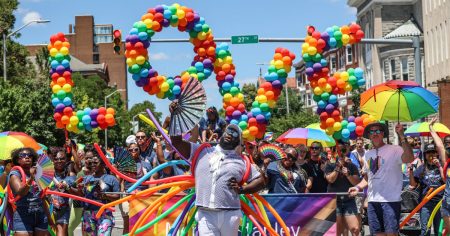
[258,144,287,161]
[36,154,54,190]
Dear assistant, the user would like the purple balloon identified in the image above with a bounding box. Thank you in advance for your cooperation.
[256,114,266,124]
[313,63,322,72]
[90,109,99,119]
[186,21,195,31]
[348,116,356,122]
[155,5,164,13]
[272,80,282,89]
[55,104,65,113]
[193,13,200,22]
[225,116,231,123]
[321,32,330,42]
[225,74,234,83]
[247,112,253,118]
[90,121,98,128]
[316,107,324,114]
[232,110,242,120]
[125,35,132,43]
[136,77,148,87]
[325,104,335,114]
[142,40,150,48]
[130,35,139,44]
[203,59,212,68]
[162,19,170,27]
[174,77,182,86]
[217,80,224,88]
[305,67,314,77]
[56,65,65,74]
[350,132,357,140]
[323,44,330,51]
[148,69,157,77]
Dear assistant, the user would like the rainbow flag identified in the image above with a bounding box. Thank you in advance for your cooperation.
[129,194,337,235]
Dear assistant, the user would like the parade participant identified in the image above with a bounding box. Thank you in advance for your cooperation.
[76,147,120,236]
[51,150,77,236]
[9,148,52,236]
[349,122,414,236]
[267,147,307,193]
[349,137,366,173]
[200,106,227,143]
[135,130,154,164]
[303,141,328,193]
[0,159,12,188]
[169,101,265,236]
[409,142,444,236]
[325,142,360,236]
[63,139,82,175]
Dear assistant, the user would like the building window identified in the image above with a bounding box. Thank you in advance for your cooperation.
[346,45,353,64]
[330,55,337,73]
[401,58,409,81]
[382,62,386,82]
[94,35,113,44]
[390,59,396,80]
[339,52,345,70]
[94,25,112,35]
[93,54,99,64]
[308,93,312,106]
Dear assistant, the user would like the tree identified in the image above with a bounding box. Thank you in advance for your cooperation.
[241,83,257,111]
[267,112,319,138]
[272,87,305,118]
[127,101,162,136]
[349,88,364,116]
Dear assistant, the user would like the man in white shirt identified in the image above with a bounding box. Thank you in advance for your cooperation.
[349,122,414,236]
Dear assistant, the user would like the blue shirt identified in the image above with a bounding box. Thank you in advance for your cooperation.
[415,164,444,202]
[83,174,120,211]
[10,170,43,212]
[349,150,363,170]
[267,162,306,194]
[51,172,75,209]
[124,159,152,191]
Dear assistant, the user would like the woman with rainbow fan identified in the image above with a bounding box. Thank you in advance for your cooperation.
[8,148,52,235]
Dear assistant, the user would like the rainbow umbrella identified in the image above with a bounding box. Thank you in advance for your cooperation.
[0,132,41,160]
[360,80,439,122]
[275,128,336,147]
[0,132,41,151]
[405,122,450,138]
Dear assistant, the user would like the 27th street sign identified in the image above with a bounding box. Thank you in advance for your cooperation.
[231,35,259,44]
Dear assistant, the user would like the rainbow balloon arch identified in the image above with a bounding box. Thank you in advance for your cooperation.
[43,3,382,236]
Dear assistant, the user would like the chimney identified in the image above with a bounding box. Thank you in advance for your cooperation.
[69,24,72,33]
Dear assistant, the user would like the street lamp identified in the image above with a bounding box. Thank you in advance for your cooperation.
[3,19,50,82]
[104,89,125,149]
[131,112,146,134]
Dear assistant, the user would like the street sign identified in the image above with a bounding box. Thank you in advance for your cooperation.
[231,35,259,44]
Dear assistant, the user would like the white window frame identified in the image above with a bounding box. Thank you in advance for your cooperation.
[390,59,396,80]
[400,57,409,81]
[346,45,353,65]
[330,55,337,73]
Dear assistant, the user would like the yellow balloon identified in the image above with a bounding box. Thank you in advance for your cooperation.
[341,72,349,81]
[313,86,323,95]
[268,100,276,108]
[161,82,169,92]
[269,59,275,66]
[126,58,136,67]
[144,19,153,28]
[333,122,342,131]
[50,48,58,57]
[69,116,79,126]
[237,93,244,102]
[136,56,146,65]
[62,84,72,93]
[52,85,62,94]
[345,84,353,92]
[308,46,317,56]
[274,60,284,69]
[301,43,310,52]
[156,91,165,99]
[223,93,232,102]
[176,9,185,19]
[197,32,207,40]
[259,95,267,103]
[224,56,233,64]
[60,47,69,56]
[242,130,250,138]
[326,127,335,136]
[324,84,333,93]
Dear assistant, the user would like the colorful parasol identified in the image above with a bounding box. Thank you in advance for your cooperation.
[360,80,439,122]
[276,128,336,147]
[405,122,450,138]
[35,154,54,190]
[258,144,286,161]
[0,132,41,151]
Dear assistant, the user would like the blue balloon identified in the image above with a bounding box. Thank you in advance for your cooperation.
[230,119,239,125]
[50,60,60,69]
[329,95,338,104]
[82,115,91,125]
[195,62,204,72]
[264,112,271,120]
[326,27,334,36]
[317,100,326,109]
[61,59,70,68]
[84,107,92,115]
[329,38,337,48]
[357,79,366,86]
[163,10,172,19]
[129,28,139,35]
[251,108,262,116]
[222,82,231,91]
[51,98,60,107]
[240,114,248,122]
[172,85,181,95]
[62,97,72,106]
[320,58,328,67]
[194,23,203,32]
[140,69,149,78]
[204,68,212,77]
[342,129,350,138]
[347,122,356,132]
[354,68,364,78]
[85,124,92,131]
[138,32,148,41]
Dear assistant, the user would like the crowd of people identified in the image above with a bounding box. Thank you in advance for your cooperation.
[0,105,449,236]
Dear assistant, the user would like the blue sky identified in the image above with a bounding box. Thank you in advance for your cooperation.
[14,0,356,118]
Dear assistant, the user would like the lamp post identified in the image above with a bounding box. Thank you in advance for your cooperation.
[104,89,125,149]
[132,112,146,134]
[3,19,50,82]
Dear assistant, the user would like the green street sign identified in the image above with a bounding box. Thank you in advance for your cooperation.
[231,35,259,44]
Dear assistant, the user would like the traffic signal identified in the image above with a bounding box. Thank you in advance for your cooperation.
[113,30,121,54]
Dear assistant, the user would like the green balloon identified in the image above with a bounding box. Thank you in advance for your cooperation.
[303,53,311,62]
[146,29,155,37]
[202,24,210,33]
[321,92,330,101]
[332,25,340,32]
[341,120,348,128]
[239,121,248,130]
[277,69,287,78]
[77,122,85,130]
[197,72,205,81]
[137,22,147,32]
[131,64,141,74]
[218,50,228,58]
[333,131,342,140]
[57,90,66,100]
[349,76,357,85]
[189,31,198,38]
[230,87,239,96]
[252,101,260,108]
[143,61,151,69]
[347,68,355,76]
[168,5,177,14]
[268,65,276,73]
[51,94,56,99]
[76,110,84,119]
[336,40,343,48]
[187,66,197,74]
[312,53,322,62]
[167,79,175,88]
[334,31,342,40]
[170,15,178,24]
[55,53,64,62]
[64,55,71,61]
[313,95,321,102]
[67,93,73,99]
[260,103,269,112]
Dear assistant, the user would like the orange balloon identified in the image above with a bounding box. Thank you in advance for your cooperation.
[249,126,259,136]
[257,88,265,95]
[318,78,327,88]
[106,108,115,115]
[273,53,283,60]
[230,97,240,107]
[326,117,335,127]
[363,118,371,126]
[265,91,274,100]
[336,79,346,88]
[222,63,231,73]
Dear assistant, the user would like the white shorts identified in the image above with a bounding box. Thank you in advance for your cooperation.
[195,208,242,236]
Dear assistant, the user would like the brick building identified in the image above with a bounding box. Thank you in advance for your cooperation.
[26,15,127,102]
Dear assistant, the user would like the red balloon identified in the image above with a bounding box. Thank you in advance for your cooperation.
[320,112,329,121]
[53,112,62,121]
[98,107,107,115]
[225,106,234,116]
[355,126,364,136]
[63,107,73,116]
[248,118,257,126]
[237,103,246,112]
[312,31,321,40]
[97,114,106,124]
[355,117,363,126]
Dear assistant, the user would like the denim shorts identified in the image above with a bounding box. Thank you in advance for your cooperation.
[367,201,401,234]
[336,197,358,216]
[13,207,48,233]
[54,207,71,225]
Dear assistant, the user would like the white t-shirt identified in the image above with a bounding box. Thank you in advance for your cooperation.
[364,144,404,202]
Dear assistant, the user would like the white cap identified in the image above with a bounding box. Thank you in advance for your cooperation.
[126,135,137,146]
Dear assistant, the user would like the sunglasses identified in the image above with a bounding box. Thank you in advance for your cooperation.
[286,154,297,161]
[54,157,66,162]
[136,135,146,140]
[369,129,382,135]
[225,127,239,138]
[310,146,321,150]
[128,147,140,153]
[19,152,33,159]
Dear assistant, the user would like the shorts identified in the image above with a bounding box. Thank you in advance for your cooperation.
[82,210,115,236]
[441,199,450,217]
[336,198,358,216]
[118,201,129,217]
[54,207,71,225]
[367,201,401,234]
[13,208,48,233]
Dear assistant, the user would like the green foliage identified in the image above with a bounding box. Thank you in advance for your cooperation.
[0,0,18,35]
[267,111,319,138]
[350,88,364,116]
[272,87,305,118]
[241,83,257,111]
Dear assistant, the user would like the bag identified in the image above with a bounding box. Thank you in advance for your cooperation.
[400,185,421,213]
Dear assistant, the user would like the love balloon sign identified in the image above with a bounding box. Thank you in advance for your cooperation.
[302,25,375,141]
[48,33,116,133]
[125,3,294,141]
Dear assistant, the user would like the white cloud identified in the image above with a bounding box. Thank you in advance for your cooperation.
[150,52,169,61]
[22,11,42,25]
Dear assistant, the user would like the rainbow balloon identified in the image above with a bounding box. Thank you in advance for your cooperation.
[258,144,287,161]
[48,33,116,133]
